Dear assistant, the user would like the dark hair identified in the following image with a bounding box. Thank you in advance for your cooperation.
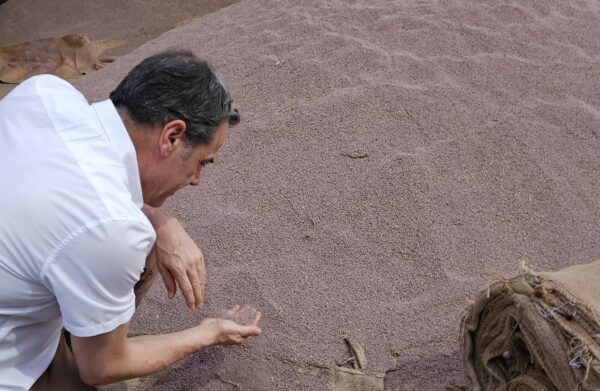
[110,50,240,145]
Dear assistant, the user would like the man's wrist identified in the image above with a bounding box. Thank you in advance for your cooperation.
[185,324,214,352]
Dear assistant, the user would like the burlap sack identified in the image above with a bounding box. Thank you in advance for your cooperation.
[458,261,600,390]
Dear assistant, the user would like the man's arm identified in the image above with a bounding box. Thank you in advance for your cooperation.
[71,305,261,386]
[142,205,206,308]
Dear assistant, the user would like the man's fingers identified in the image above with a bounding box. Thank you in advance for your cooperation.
[223,306,261,327]
[239,325,262,337]
[164,264,195,308]
[157,262,177,299]
[226,305,241,316]
[196,262,205,308]
[252,311,262,326]
[187,269,204,309]
[171,266,195,308]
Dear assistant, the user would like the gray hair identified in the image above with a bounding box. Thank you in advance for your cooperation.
[110,50,240,145]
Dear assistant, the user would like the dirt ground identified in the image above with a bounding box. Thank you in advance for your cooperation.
[5,0,600,390]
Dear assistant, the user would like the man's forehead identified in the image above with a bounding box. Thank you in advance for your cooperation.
[210,122,229,149]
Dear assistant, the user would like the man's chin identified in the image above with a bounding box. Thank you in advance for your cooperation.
[144,197,166,208]
[143,189,178,208]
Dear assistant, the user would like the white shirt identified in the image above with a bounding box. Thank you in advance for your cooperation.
[0,75,156,390]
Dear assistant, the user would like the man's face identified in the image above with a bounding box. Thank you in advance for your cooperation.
[144,121,229,207]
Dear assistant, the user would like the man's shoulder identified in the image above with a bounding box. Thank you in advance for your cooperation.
[22,74,79,93]
[4,74,82,102]
[1,75,89,124]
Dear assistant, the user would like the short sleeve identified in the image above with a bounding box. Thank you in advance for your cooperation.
[41,219,155,337]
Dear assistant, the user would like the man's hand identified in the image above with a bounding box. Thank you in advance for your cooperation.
[143,205,206,309]
[198,305,262,346]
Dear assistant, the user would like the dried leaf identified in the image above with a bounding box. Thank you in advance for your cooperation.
[0,34,124,84]
[343,334,368,370]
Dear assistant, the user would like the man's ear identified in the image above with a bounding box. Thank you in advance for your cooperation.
[158,119,187,157]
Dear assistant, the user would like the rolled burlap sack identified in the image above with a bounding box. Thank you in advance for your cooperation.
[458,261,600,390]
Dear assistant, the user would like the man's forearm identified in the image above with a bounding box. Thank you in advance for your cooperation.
[73,308,262,386]
[142,204,173,230]
[74,325,210,386]
[106,329,207,383]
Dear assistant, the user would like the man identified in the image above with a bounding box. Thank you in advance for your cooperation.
[0,50,261,390]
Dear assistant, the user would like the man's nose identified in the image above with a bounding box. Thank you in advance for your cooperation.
[190,168,201,186]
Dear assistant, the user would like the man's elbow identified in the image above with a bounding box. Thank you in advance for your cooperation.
[78,366,113,387]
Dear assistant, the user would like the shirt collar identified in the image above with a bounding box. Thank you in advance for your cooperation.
[91,99,144,208]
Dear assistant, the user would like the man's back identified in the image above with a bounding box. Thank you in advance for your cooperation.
[0,75,155,389]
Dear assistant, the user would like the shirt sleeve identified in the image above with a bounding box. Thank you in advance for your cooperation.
[41,219,156,337]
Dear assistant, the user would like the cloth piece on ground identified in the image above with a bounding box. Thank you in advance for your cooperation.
[0,34,123,84]
[458,260,600,390]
